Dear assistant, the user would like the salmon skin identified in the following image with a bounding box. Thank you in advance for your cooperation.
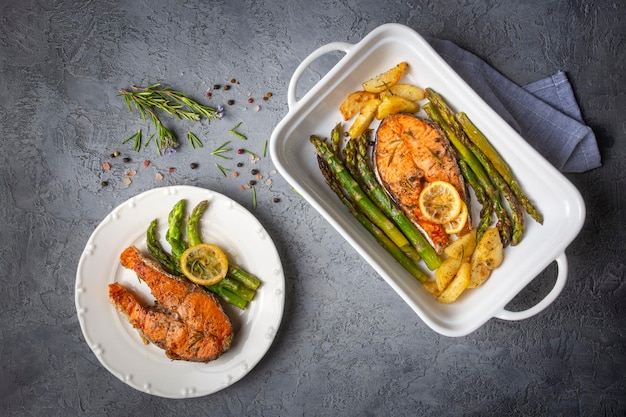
[109,246,233,362]
[374,113,470,253]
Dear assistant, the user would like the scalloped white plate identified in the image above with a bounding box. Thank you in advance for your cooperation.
[75,186,285,398]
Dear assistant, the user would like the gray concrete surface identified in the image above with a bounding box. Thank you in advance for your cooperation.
[1,0,624,416]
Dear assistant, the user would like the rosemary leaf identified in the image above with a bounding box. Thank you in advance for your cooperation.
[186,132,203,149]
[215,164,229,177]
[229,121,248,140]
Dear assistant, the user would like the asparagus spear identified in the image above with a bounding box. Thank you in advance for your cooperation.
[317,155,429,283]
[227,264,261,290]
[187,200,261,295]
[349,135,443,270]
[425,89,527,245]
[458,160,492,241]
[423,101,513,247]
[456,112,543,224]
[310,135,419,259]
[148,216,249,309]
[342,140,421,262]
[147,219,183,275]
[166,199,188,259]
[330,122,343,155]
[186,199,208,247]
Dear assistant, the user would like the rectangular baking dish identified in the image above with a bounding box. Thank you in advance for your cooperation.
[269,23,585,337]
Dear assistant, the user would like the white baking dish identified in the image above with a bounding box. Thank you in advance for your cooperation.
[269,23,585,337]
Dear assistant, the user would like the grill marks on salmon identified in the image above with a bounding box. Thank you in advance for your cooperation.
[374,113,469,253]
[109,246,233,362]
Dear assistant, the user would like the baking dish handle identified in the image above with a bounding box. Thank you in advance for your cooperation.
[287,42,353,109]
[495,253,568,321]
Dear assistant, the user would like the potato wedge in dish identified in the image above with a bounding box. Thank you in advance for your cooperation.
[375,95,420,120]
[348,98,381,138]
[381,84,426,102]
[471,227,504,270]
[437,262,471,303]
[444,229,477,260]
[339,91,379,120]
[435,256,463,292]
[362,62,408,93]
[468,263,492,288]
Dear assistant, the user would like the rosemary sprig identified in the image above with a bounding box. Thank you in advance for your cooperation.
[263,140,268,157]
[122,129,142,152]
[187,132,203,149]
[215,163,230,177]
[229,122,248,140]
[119,83,224,155]
[211,141,232,159]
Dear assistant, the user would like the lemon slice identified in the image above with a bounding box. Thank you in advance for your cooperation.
[418,181,462,224]
[444,201,468,234]
[180,243,229,286]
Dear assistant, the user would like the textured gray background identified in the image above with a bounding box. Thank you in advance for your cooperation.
[1,0,624,416]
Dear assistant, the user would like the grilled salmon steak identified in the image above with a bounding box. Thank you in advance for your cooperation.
[109,246,233,362]
[374,113,470,253]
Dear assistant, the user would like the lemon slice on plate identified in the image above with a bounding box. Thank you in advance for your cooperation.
[180,243,229,286]
[444,201,468,234]
[419,180,462,224]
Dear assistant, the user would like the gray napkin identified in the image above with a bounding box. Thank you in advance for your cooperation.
[426,37,601,173]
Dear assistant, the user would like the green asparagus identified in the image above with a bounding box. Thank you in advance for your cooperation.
[186,200,209,247]
[423,100,513,246]
[310,135,419,258]
[166,199,188,259]
[456,112,543,224]
[146,219,183,275]
[318,155,429,282]
[349,134,442,270]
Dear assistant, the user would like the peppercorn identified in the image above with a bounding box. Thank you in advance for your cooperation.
[237,162,244,167]
[101,181,109,187]
[230,78,236,83]
[227,99,235,105]
[237,149,244,155]
[249,180,257,186]
[206,92,212,98]
[248,98,254,103]
[190,162,198,169]
[223,85,231,91]
[123,157,131,163]
[251,169,259,175]
[273,197,281,203]
[262,96,269,101]
[168,167,175,173]
[213,84,221,89]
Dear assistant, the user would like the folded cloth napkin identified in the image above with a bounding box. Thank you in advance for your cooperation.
[426,37,601,173]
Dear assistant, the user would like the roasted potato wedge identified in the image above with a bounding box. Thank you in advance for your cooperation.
[362,62,408,93]
[422,279,441,296]
[437,262,471,304]
[471,227,504,270]
[348,98,381,138]
[444,228,477,260]
[375,95,420,120]
[434,256,463,292]
[387,84,426,101]
[339,91,379,120]
[468,263,492,288]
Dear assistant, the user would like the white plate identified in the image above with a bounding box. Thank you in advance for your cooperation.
[75,185,285,398]
[270,23,585,337]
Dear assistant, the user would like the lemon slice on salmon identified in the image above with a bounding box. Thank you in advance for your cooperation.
[443,201,469,234]
[180,243,229,286]
[419,181,463,224]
